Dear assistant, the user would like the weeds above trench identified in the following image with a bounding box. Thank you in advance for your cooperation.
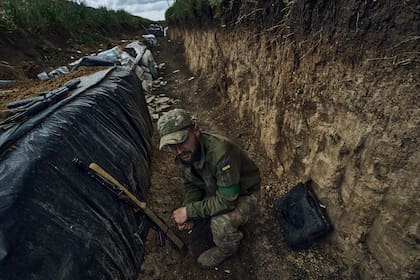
[166,0,289,27]
[0,0,150,35]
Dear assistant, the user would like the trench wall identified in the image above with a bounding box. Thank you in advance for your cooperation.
[169,1,419,278]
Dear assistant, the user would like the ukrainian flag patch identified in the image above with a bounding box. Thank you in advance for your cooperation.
[219,161,231,172]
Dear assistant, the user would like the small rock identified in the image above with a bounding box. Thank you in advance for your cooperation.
[146,96,155,103]
[224,269,231,274]
[156,97,170,103]
[155,104,171,113]
[188,76,195,81]
[37,72,49,80]
[172,70,180,74]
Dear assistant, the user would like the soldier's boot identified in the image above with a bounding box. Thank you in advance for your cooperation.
[197,246,236,268]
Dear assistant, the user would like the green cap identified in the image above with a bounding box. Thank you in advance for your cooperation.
[157,109,196,150]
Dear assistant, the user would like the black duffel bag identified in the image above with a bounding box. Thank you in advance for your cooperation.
[274,180,333,250]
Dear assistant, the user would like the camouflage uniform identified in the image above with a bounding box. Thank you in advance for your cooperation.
[158,109,261,264]
[176,132,260,254]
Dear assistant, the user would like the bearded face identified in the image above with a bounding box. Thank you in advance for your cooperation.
[167,127,201,164]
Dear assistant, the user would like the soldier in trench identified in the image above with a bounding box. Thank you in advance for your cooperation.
[157,108,261,267]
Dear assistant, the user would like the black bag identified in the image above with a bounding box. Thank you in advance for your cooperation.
[274,180,332,250]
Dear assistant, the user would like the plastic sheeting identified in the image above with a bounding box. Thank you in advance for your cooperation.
[65,41,158,95]
[69,41,157,79]
[70,56,121,70]
[125,41,158,80]
[37,66,70,80]
[0,67,153,279]
[142,34,157,46]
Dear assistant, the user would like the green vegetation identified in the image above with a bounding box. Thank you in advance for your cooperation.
[0,0,150,33]
[208,0,224,7]
[165,0,282,24]
[283,0,297,5]
[165,0,208,24]
[165,0,295,25]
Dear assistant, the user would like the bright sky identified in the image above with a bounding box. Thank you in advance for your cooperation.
[70,0,175,21]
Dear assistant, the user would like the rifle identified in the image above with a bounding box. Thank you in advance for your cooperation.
[73,158,186,252]
[1,79,80,126]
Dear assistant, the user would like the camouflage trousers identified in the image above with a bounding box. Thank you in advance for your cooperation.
[210,191,259,254]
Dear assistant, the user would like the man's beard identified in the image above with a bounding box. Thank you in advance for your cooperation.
[179,143,201,164]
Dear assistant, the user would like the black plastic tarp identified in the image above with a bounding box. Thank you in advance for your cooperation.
[0,67,153,279]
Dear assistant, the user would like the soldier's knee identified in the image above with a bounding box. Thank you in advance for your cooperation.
[210,215,231,237]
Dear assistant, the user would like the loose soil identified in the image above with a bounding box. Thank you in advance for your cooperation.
[139,38,343,279]
[0,66,108,120]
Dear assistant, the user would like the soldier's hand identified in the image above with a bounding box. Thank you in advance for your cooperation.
[177,221,193,231]
[172,207,188,225]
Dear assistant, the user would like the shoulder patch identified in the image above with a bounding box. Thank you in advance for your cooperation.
[218,161,231,172]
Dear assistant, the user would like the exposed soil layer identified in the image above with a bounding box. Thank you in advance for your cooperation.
[167,1,419,279]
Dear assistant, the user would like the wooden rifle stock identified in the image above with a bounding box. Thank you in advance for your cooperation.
[88,163,186,251]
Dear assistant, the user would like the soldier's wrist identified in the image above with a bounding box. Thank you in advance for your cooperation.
[185,203,197,219]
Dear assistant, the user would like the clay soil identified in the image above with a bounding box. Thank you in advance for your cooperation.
[0,33,344,279]
[139,38,344,279]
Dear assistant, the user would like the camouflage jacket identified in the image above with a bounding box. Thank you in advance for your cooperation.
[175,132,260,219]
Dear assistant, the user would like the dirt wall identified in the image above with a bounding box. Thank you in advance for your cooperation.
[168,0,419,279]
